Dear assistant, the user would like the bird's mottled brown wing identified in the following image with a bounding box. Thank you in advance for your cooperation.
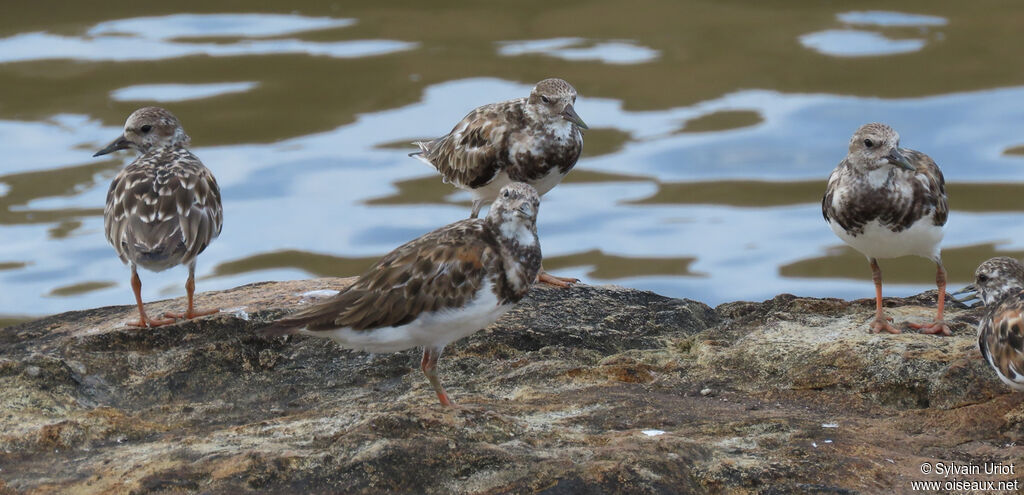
[821,161,845,223]
[980,294,1024,390]
[268,220,498,333]
[413,101,522,189]
[104,148,222,266]
[822,151,947,234]
[906,149,948,227]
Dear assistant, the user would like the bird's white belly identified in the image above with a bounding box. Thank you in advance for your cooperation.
[829,217,944,260]
[470,170,512,202]
[529,167,568,196]
[469,165,567,205]
[303,282,512,353]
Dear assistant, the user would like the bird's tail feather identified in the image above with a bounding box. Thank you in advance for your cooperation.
[409,140,434,159]
[260,301,342,338]
[259,322,299,338]
[260,312,321,338]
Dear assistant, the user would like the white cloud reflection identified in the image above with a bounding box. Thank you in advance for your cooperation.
[0,13,416,64]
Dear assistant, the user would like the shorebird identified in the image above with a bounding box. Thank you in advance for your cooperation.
[823,123,950,335]
[94,107,222,327]
[411,78,586,288]
[263,182,543,406]
[958,257,1024,390]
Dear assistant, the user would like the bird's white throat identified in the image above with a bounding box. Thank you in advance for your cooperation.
[499,218,536,246]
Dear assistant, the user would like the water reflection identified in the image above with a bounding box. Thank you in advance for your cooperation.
[677,110,763,134]
[89,13,354,39]
[781,243,1023,285]
[0,13,413,64]
[498,38,659,64]
[111,82,259,102]
[48,280,116,297]
[207,249,699,282]
[799,31,927,57]
[2,3,1024,322]
[836,11,947,27]
[800,10,946,57]
[0,32,416,63]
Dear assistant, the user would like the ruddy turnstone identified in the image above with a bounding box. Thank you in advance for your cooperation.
[959,257,1024,390]
[822,123,950,335]
[94,107,223,327]
[411,78,586,287]
[263,182,543,407]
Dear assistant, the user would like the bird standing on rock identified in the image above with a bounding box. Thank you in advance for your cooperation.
[822,123,950,335]
[956,257,1024,391]
[263,183,543,407]
[411,78,586,288]
[95,107,223,328]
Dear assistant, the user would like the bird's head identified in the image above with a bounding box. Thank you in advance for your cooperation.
[488,182,541,246]
[965,257,1024,307]
[527,78,587,130]
[94,106,190,157]
[847,122,913,172]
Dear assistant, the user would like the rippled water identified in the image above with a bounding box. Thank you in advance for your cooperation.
[2,2,1024,325]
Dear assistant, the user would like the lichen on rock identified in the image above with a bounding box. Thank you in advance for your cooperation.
[0,279,1020,493]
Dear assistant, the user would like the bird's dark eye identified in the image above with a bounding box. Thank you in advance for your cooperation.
[541,95,550,104]
[140,125,153,134]
[979,274,989,283]
[503,190,511,198]
[863,139,874,148]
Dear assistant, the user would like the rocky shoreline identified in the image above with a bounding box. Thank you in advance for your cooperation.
[1,280,1022,493]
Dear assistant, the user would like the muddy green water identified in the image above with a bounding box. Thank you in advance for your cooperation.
[2,1,1024,323]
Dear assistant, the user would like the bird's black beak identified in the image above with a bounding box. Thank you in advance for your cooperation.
[93,135,131,157]
[561,104,588,130]
[886,148,914,171]
[515,202,535,219]
[951,284,980,306]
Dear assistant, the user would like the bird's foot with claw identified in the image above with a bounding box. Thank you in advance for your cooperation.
[127,316,176,328]
[908,320,952,336]
[164,308,220,320]
[869,316,901,334]
[537,272,579,288]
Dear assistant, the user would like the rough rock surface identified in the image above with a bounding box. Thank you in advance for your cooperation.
[1,280,1023,494]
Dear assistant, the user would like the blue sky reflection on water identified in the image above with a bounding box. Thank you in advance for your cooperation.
[1,5,1023,319]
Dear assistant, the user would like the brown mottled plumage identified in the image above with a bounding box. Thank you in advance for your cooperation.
[411,78,585,287]
[822,123,950,335]
[263,183,543,406]
[823,124,948,236]
[95,107,222,327]
[964,257,1024,391]
[412,79,585,216]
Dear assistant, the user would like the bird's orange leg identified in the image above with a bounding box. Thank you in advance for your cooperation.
[869,259,900,334]
[536,263,579,288]
[127,268,174,328]
[908,262,952,336]
[422,347,453,407]
[164,265,219,320]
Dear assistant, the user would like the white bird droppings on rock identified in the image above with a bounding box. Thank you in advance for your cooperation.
[300,289,340,299]
[223,306,250,320]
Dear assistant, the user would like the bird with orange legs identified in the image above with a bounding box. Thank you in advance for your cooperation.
[823,123,950,335]
[94,107,222,327]
[263,183,543,406]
